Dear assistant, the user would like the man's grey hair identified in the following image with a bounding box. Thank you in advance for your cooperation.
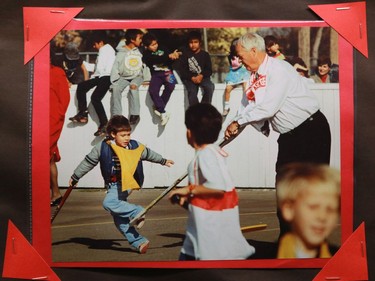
[237,33,266,52]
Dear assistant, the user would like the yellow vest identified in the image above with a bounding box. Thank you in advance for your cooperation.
[277,233,332,258]
[110,142,145,191]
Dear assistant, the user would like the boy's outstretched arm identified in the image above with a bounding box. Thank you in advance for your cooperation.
[164,159,174,167]
[168,49,181,60]
[68,178,78,187]
[141,145,174,167]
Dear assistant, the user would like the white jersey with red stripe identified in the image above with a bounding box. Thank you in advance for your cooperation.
[181,144,255,260]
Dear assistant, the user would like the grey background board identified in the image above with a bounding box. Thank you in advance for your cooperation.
[0,0,374,280]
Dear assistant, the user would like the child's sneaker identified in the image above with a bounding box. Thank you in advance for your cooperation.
[135,215,146,229]
[129,115,140,125]
[138,240,150,254]
[94,125,106,137]
[153,108,161,116]
[161,112,170,126]
[69,111,88,124]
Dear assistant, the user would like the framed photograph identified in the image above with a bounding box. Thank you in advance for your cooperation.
[31,19,353,268]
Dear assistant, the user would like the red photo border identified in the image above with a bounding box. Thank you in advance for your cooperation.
[30,19,353,268]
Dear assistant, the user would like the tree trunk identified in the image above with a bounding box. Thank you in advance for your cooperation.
[311,27,323,68]
[298,27,311,68]
[330,28,339,65]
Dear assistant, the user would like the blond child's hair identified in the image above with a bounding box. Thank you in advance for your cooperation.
[276,162,341,207]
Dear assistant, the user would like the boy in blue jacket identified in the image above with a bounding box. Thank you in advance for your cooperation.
[69,115,174,253]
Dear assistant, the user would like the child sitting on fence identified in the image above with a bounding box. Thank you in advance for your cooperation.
[222,38,250,117]
[142,32,181,126]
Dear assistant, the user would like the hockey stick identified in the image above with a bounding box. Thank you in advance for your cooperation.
[241,223,267,233]
[51,184,75,223]
[129,124,246,226]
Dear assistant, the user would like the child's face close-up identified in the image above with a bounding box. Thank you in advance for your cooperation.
[111,130,131,148]
[132,34,143,47]
[147,40,159,52]
[318,64,331,76]
[268,43,279,53]
[188,39,201,53]
[93,41,104,50]
[290,185,339,248]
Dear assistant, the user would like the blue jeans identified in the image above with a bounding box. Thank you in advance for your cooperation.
[183,77,214,106]
[102,183,148,249]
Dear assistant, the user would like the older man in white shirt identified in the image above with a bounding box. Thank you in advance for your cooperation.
[225,32,331,238]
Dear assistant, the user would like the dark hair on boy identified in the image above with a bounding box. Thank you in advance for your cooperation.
[229,37,239,57]
[264,35,278,49]
[106,115,131,137]
[317,56,332,67]
[142,33,157,47]
[185,103,222,145]
[187,30,202,42]
[89,30,108,45]
[287,56,310,78]
[125,29,143,45]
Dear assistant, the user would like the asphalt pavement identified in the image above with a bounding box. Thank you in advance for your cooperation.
[51,188,340,263]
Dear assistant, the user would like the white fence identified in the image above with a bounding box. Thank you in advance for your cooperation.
[57,83,340,188]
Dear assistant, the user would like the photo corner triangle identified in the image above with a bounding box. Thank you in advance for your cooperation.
[313,222,368,281]
[2,220,61,281]
[308,1,368,58]
[23,7,84,65]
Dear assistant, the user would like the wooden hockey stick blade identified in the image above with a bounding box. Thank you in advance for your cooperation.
[129,173,188,226]
[51,185,74,223]
[241,224,267,233]
[129,124,247,226]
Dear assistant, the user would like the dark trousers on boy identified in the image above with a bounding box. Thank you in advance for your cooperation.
[183,77,214,106]
[76,76,111,128]
[149,71,176,113]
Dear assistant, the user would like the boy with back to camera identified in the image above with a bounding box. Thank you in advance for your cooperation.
[110,29,144,125]
[179,31,215,106]
[276,162,340,258]
[69,115,174,254]
[141,32,181,126]
[168,103,255,260]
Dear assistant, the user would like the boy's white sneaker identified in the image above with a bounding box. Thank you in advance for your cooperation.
[153,108,161,116]
[160,112,170,126]
[138,240,150,254]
